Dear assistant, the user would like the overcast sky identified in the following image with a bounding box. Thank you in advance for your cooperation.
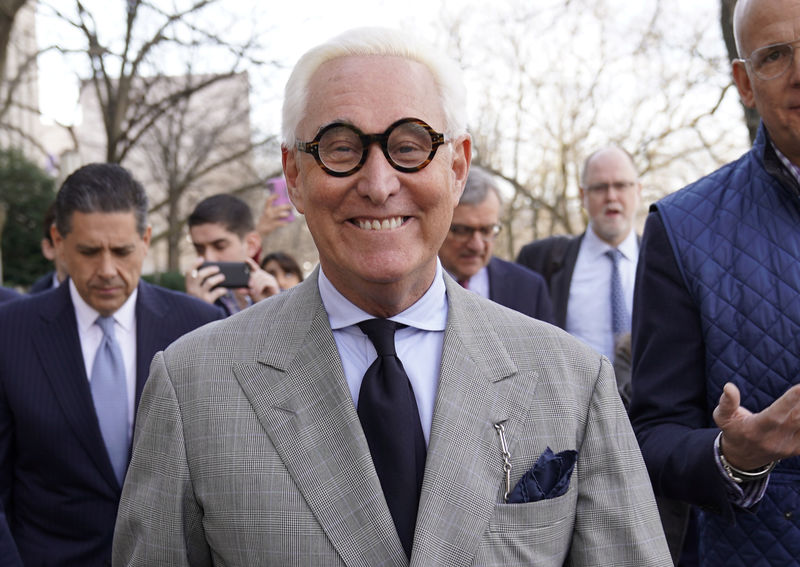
[36,0,459,125]
[36,0,724,137]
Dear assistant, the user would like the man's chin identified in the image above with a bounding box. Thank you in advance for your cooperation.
[88,291,128,316]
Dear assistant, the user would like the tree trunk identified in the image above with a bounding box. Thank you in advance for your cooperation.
[0,0,27,91]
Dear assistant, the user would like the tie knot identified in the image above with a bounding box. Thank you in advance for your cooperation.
[96,316,116,337]
[605,248,623,265]
[358,319,404,357]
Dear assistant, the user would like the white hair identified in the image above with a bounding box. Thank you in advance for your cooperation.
[281,27,468,148]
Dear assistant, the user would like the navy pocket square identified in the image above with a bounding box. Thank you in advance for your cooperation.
[506,447,577,504]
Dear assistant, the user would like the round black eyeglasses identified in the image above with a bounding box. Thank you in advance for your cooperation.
[296,117,447,177]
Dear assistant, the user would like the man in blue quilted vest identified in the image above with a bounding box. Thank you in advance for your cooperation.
[630,0,800,564]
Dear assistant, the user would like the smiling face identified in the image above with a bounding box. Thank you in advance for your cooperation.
[580,148,642,247]
[283,55,471,315]
[53,210,151,316]
[734,0,800,163]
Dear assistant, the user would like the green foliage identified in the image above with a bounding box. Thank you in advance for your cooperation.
[0,149,56,287]
[142,271,186,292]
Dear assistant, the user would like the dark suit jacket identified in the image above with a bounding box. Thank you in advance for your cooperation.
[0,281,223,566]
[485,257,555,324]
[0,287,20,304]
[515,234,583,329]
[28,271,57,294]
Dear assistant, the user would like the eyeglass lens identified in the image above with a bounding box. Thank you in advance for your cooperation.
[317,121,434,173]
[751,42,796,80]
[450,224,501,240]
[586,181,636,193]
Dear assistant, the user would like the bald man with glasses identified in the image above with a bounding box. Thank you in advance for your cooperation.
[517,146,642,364]
[438,166,554,323]
[631,0,800,564]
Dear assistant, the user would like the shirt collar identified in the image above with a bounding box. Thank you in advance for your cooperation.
[70,279,138,334]
[585,224,638,261]
[772,141,800,187]
[319,259,448,332]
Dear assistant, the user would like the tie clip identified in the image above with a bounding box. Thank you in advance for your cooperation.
[494,422,512,502]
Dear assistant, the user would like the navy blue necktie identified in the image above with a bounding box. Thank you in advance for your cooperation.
[90,316,129,485]
[606,249,631,336]
[357,319,426,558]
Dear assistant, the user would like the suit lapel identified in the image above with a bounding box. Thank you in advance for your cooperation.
[486,257,510,305]
[134,282,168,408]
[232,275,407,567]
[486,257,501,303]
[551,235,582,328]
[32,285,119,491]
[412,279,540,566]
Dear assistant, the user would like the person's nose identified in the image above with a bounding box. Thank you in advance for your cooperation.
[606,185,623,201]
[97,251,117,279]
[354,144,401,204]
[201,250,219,263]
[464,229,486,250]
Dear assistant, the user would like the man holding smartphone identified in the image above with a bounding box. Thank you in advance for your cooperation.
[185,193,280,316]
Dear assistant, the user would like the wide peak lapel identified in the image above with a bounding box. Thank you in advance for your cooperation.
[234,275,408,567]
[411,281,536,566]
[133,282,168,398]
[33,286,120,491]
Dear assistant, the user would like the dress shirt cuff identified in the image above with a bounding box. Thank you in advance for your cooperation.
[713,431,769,509]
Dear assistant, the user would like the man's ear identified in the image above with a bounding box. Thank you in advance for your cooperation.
[282,145,305,214]
[244,230,261,258]
[141,225,152,250]
[451,134,472,203]
[733,59,757,109]
[50,224,63,248]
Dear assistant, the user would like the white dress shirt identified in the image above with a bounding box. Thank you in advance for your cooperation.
[319,261,448,445]
[565,226,638,361]
[71,281,138,437]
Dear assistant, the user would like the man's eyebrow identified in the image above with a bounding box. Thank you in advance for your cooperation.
[76,244,101,253]
[317,118,356,132]
[111,244,136,252]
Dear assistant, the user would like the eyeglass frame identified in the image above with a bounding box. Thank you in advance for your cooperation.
[448,223,503,241]
[584,180,638,194]
[295,117,447,178]
[736,38,800,81]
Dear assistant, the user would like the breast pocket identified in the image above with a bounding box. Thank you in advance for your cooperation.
[488,487,575,533]
[472,489,576,567]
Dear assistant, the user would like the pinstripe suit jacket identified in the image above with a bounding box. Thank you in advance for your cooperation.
[0,281,223,566]
[113,270,671,566]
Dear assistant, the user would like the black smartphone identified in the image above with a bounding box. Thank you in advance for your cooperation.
[200,262,251,288]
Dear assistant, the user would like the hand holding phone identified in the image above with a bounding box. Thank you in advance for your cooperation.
[257,177,295,237]
[199,261,251,288]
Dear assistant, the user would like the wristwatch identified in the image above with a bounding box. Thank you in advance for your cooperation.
[716,432,777,484]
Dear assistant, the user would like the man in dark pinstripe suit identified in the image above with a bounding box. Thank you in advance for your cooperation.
[0,163,223,566]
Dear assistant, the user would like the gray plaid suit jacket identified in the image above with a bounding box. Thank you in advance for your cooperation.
[113,269,671,566]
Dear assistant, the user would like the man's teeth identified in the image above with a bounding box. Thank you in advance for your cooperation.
[358,217,404,230]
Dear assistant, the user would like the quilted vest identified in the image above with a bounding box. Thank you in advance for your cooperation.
[656,125,800,566]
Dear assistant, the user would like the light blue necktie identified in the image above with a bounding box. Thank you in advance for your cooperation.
[90,316,129,485]
[606,249,631,336]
